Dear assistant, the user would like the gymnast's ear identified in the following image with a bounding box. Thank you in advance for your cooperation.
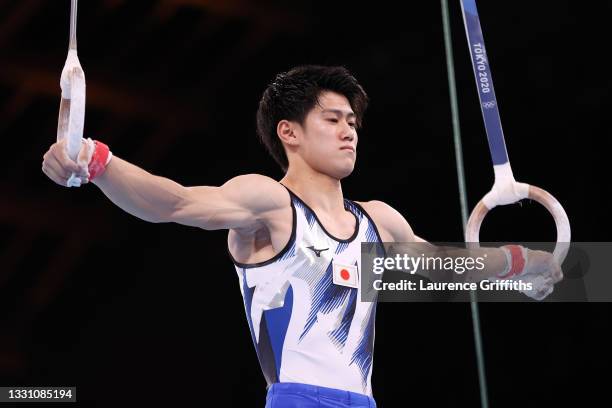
[277,119,299,147]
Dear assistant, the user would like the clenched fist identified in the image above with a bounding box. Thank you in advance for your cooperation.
[519,249,564,300]
[42,137,94,187]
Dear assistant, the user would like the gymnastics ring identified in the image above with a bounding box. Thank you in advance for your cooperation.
[465,177,571,264]
[459,0,571,264]
[57,0,85,188]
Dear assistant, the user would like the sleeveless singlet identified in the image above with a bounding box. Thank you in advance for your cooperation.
[229,186,385,396]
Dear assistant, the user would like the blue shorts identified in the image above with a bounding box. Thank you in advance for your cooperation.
[265,382,377,408]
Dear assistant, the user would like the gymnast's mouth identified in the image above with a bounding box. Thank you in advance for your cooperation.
[340,146,355,152]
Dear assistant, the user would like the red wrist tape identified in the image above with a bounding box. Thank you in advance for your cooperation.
[499,245,526,279]
[89,140,110,180]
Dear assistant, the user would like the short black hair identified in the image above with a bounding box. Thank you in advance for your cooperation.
[256,65,369,171]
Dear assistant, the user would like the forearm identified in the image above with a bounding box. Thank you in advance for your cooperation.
[91,156,188,223]
[388,243,509,283]
[443,246,508,283]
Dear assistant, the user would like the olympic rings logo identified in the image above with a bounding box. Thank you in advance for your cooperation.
[482,101,496,109]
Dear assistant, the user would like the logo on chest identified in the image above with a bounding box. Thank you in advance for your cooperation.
[332,262,359,288]
[306,245,329,257]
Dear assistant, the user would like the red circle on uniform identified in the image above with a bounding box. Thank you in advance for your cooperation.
[340,269,350,280]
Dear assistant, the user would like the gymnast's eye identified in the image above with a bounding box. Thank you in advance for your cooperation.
[327,118,339,123]
[348,122,356,128]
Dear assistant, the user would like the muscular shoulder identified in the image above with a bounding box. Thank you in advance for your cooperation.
[221,173,290,215]
[180,173,290,232]
[356,200,416,242]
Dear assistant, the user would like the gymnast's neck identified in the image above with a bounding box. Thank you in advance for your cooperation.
[279,163,346,216]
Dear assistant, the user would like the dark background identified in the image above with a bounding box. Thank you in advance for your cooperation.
[1,0,610,406]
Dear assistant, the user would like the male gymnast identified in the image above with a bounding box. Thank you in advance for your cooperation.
[42,66,562,407]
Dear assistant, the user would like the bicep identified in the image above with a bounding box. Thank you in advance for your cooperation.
[382,203,417,243]
[171,174,287,231]
[360,200,418,242]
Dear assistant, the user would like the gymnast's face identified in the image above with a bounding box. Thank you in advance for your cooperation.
[286,91,358,179]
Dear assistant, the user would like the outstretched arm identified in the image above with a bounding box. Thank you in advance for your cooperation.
[359,200,562,299]
[360,200,501,278]
[42,138,287,231]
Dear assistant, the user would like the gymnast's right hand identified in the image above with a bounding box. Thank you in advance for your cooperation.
[41,137,91,187]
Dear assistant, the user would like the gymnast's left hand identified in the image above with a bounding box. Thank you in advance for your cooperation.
[518,249,563,300]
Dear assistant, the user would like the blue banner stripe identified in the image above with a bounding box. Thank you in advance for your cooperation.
[461,0,509,166]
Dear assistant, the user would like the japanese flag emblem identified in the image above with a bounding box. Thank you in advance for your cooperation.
[332,262,359,288]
